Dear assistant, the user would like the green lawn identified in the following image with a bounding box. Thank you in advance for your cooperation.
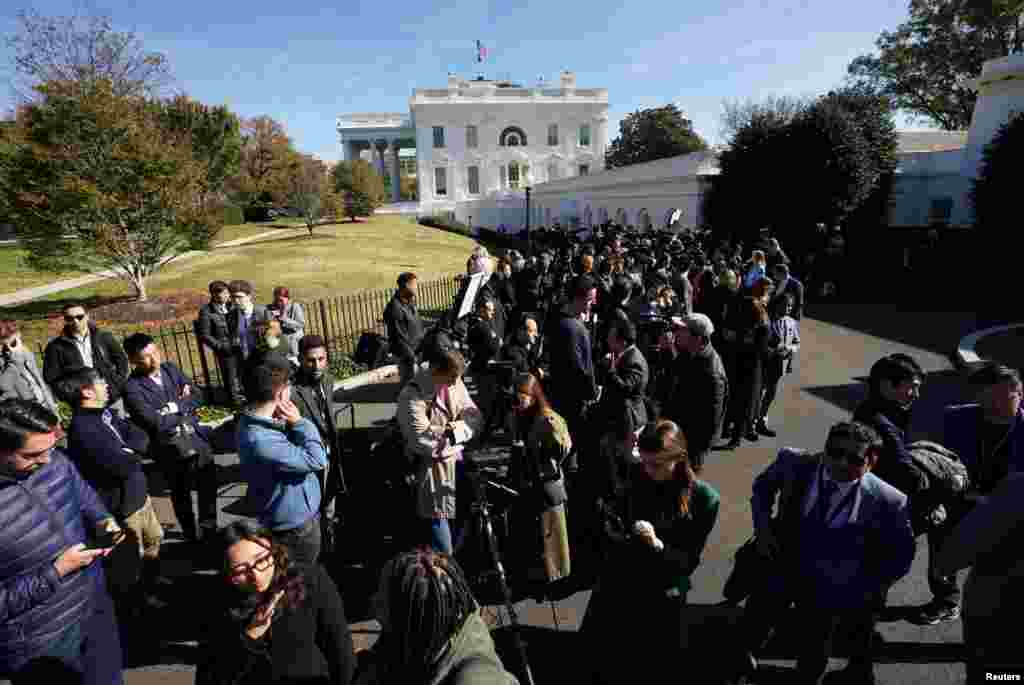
[0,246,86,294]
[3,214,475,315]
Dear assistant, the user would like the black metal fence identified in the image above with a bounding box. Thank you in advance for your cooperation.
[30,274,463,397]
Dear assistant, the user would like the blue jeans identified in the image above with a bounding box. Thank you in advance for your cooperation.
[429,518,453,555]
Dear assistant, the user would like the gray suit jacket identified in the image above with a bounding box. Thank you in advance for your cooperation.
[602,344,649,432]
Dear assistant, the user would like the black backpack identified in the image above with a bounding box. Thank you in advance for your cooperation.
[354,332,389,368]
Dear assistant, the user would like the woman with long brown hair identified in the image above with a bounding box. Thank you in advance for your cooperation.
[581,420,720,684]
[510,373,572,586]
[197,521,355,685]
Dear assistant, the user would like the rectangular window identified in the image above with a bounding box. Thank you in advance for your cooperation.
[548,124,559,146]
[579,164,590,176]
[434,167,447,196]
[508,163,520,190]
[578,124,591,147]
[499,165,507,189]
[467,166,480,195]
[433,126,445,149]
[466,125,478,149]
[548,163,558,181]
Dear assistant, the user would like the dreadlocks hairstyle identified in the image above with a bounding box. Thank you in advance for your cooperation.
[375,548,478,680]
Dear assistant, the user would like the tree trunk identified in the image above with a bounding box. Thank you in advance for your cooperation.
[129,275,148,301]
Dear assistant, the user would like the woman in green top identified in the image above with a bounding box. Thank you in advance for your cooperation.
[581,419,720,684]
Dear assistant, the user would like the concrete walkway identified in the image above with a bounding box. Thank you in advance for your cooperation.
[0,229,290,307]
[110,304,982,685]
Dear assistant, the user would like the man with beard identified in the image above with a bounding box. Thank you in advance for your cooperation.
[290,336,346,553]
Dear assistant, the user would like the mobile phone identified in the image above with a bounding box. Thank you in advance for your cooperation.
[84,530,125,551]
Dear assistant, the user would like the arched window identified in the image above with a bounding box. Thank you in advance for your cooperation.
[639,208,651,231]
[615,208,627,226]
[598,207,609,224]
[584,206,593,227]
[545,207,552,226]
[499,126,528,147]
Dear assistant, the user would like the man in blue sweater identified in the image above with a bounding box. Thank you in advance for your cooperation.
[237,359,327,564]
[63,367,165,611]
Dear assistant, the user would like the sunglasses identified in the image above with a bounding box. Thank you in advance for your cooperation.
[64,314,86,322]
[228,552,273,579]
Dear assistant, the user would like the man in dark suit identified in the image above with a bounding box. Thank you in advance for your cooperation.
[735,422,916,685]
[196,280,243,406]
[290,335,346,548]
[122,333,218,545]
[226,279,268,365]
[770,263,804,320]
[43,302,129,413]
[667,314,728,472]
[599,317,649,436]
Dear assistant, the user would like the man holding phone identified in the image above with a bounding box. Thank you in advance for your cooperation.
[0,398,124,685]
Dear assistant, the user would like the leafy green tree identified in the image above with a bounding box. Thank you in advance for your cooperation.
[286,153,336,235]
[0,80,217,301]
[332,160,384,221]
[970,110,1024,228]
[605,104,708,169]
[847,0,1024,131]
[155,96,242,206]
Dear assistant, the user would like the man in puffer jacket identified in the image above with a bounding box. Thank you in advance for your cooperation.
[0,398,124,684]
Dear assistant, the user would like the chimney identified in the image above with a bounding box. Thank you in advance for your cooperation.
[560,70,576,93]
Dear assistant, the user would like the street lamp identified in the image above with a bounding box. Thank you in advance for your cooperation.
[525,185,532,254]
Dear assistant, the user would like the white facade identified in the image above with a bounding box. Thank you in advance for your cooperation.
[411,71,609,218]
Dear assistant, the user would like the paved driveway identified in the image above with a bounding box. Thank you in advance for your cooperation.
[111,304,979,685]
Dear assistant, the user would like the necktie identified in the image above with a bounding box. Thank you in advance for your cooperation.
[818,479,839,524]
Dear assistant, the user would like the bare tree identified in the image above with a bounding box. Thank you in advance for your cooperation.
[5,8,174,102]
[719,94,814,143]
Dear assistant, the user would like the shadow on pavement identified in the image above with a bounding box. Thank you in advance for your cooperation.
[806,305,976,361]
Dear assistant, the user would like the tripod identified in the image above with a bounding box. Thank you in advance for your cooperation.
[460,467,536,685]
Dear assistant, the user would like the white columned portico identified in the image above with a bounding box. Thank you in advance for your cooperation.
[390,145,401,202]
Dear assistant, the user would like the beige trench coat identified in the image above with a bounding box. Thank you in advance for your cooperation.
[397,369,483,519]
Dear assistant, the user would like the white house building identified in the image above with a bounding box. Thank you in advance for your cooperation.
[339,54,1024,233]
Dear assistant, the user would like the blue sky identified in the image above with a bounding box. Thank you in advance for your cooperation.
[1,0,928,162]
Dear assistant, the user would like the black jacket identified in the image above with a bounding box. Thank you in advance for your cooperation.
[466,315,502,372]
[666,343,728,457]
[383,294,424,363]
[292,371,347,497]
[197,563,355,685]
[124,362,209,461]
[197,302,234,354]
[599,345,649,433]
[545,307,598,411]
[853,396,929,497]
[43,324,129,403]
[504,330,548,378]
[67,407,151,518]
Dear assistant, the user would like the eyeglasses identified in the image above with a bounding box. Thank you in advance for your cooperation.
[64,314,86,322]
[228,552,273,579]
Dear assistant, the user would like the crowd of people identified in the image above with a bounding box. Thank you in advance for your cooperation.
[0,221,1020,685]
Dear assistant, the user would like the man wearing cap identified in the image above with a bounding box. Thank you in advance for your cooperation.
[666,313,728,472]
[265,286,305,360]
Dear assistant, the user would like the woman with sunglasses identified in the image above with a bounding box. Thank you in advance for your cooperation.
[581,419,720,684]
[196,521,355,685]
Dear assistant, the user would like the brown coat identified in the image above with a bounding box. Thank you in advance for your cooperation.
[397,369,483,519]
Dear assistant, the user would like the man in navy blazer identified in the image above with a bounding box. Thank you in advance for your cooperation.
[122,334,218,544]
[735,421,915,685]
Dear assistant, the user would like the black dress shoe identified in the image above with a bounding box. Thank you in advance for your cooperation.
[756,422,777,437]
[722,438,742,450]
[744,431,759,442]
